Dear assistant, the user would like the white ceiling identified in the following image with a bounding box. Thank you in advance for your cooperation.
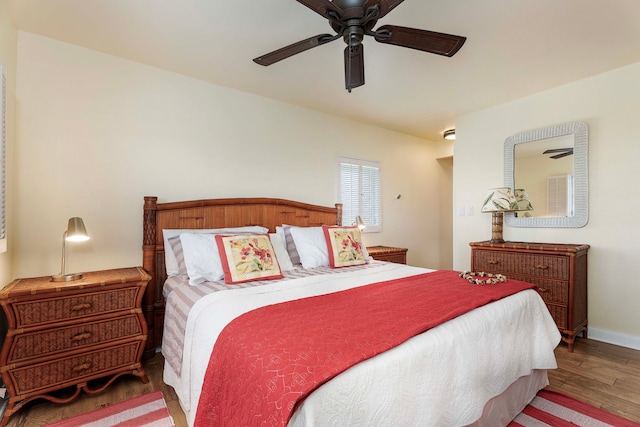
[10,0,640,141]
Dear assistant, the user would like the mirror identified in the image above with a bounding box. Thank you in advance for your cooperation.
[504,122,588,228]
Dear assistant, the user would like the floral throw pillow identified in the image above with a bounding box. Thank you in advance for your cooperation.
[322,225,367,268]
[215,235,284,284]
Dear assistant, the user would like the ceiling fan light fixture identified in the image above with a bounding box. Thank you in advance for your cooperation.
[443,129,456,140]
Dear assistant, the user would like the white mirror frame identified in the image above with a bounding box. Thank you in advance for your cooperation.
[504,121,588,228]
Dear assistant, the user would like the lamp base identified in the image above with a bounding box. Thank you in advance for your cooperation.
[490,211,505,244]
[51,273,83,282]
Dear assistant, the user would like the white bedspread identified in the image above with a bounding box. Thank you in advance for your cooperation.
[163,263,560,427]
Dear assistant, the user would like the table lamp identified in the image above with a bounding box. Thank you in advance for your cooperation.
[51,217,90,282]
[481,188,518,243]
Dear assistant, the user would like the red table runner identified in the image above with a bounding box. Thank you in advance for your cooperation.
[194,270,537,426]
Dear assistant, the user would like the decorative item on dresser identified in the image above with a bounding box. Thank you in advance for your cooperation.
[366,245,408,264]
[0,267,151,427]
[469,241,589,352]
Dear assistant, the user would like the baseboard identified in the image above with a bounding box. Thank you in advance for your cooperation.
[588,327,640,351]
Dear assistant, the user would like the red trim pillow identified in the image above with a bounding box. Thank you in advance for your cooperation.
[215,235,284,284]
[322,225,367,268]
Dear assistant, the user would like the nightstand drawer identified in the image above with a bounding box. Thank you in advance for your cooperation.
[11,286,141,328]
[473,250,569,280]
[7,341,143,396]
[7,314,144,364]
[367,246,408,264]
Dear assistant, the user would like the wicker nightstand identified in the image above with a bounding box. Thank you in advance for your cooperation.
[367,246,408,264]
[0,267,151,426]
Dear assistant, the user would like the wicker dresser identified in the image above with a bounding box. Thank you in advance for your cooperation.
[367,246,408,264]
[469,241,589,352]
[0,267,150,426]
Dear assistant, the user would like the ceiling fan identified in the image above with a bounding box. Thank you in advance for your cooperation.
[253,0,467,92]
[543,148,574,159]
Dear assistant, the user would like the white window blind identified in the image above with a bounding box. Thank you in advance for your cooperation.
[338,157,381,232]
[547,174,573,217]
[0,65,6,252]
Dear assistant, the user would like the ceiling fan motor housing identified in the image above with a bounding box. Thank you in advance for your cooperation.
[334,0,367,8]
[344,23,365,46]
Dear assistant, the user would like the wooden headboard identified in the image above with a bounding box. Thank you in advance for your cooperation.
[141,196,342,358]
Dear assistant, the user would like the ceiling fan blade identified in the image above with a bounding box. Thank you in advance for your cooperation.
[363,0,405,19]
[543,148,573,154]
[374,25,466,57]
[550,152,573,159]
[254,34,339,66]
[344,44,365,92]
[296,0,343,18]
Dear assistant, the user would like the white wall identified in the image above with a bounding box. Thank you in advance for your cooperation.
[0,0,17,285]
[12,32,446,280]
[453,61,640,348]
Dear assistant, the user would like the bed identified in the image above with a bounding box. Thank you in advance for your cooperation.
[141,196,561,427]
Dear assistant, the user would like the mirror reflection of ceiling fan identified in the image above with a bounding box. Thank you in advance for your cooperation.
[253,0,466,92]
[543,148,574,159]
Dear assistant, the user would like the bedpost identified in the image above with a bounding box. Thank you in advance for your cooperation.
[335,203,343,226]
[142,196,158,359]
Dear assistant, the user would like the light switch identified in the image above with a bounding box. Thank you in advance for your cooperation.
[467,206,474,216]
[457,207,466,216]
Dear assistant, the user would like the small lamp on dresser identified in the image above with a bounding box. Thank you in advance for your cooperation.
[481,187,532,244]
[51,217,90,282]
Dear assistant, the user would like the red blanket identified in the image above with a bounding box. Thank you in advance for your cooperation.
[194,270,537,426]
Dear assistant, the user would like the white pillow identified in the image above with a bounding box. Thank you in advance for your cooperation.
[269,233,294,271]
[276,225,302,266]
[163,226,269,276]
[288,226,329,269]
[179,233,224,286]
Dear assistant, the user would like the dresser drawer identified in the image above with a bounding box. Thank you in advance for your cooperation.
[508,275,568,305]
[6,314,144,364]
[545,305,568,330]
[6,341,143,396]
[10,286,141,328]
[473,250,569,280]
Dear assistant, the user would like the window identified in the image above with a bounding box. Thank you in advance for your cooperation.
[338,156,381,232]
[547,174,574,217]
[0,65,6,252]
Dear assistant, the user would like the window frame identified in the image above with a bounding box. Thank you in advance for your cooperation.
[337,156,381,233]
[0,64,6,253]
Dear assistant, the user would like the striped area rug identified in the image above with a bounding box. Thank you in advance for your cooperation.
[510,389,640,427]
[46,391,174,427]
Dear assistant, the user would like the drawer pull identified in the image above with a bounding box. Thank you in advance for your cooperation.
[71,332,92,342]
[488,260,499,265]
[534,264,549,270]
[70,302,93,311]
[73,362,93,372]
[538,288,548,293]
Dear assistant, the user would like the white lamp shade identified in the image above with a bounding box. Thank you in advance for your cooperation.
[481,187,518,212]
[514,189,534,211]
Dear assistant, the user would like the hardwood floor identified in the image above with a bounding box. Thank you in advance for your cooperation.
[548,338,640,423]
[4,338,640,426]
